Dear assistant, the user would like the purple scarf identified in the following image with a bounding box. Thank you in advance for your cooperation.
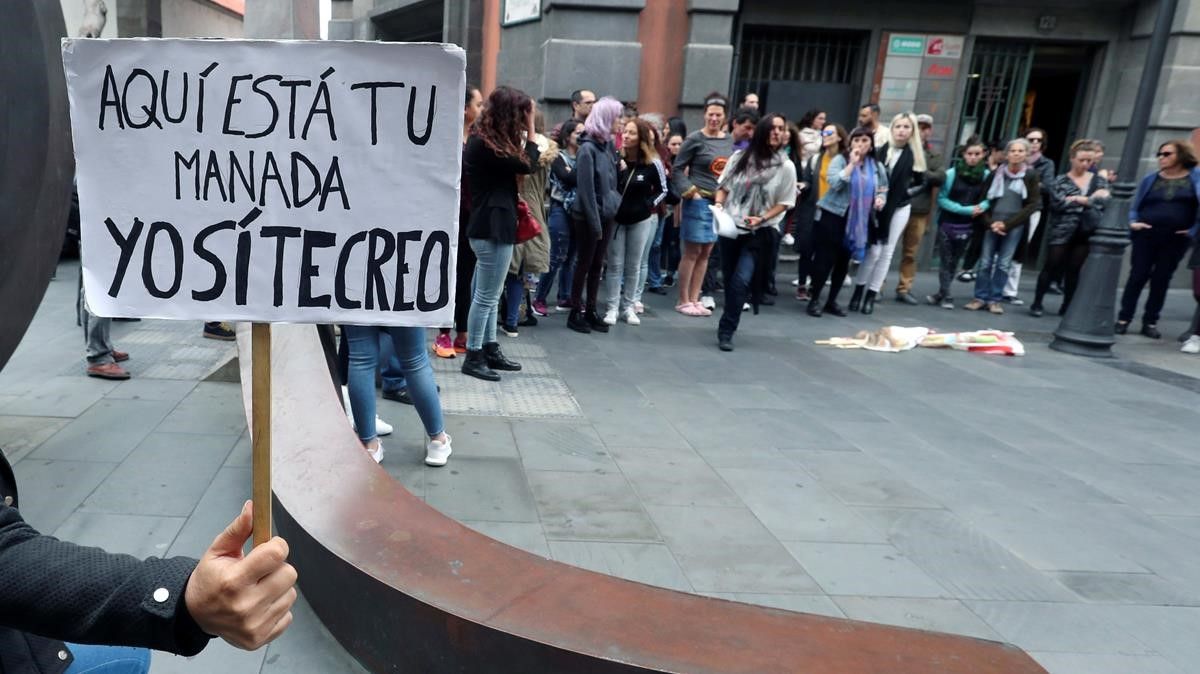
[844,158,877,262]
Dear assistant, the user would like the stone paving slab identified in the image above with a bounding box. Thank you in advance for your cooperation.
[5,260,1200,673]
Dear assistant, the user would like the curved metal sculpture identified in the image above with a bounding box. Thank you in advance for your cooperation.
[0,0,74,371]
[239,324,1049,674]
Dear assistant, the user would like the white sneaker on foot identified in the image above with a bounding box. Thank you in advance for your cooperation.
[425,433,453,466]
[603,308,618,325]
[700,295,716,310]
[366,440,384,464]
[1183,335,1200,354]
[623,307,641,325]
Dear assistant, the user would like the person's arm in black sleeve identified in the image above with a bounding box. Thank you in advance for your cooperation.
[472,138,539,177]
[550,155,576,188]
[0,505,211,655]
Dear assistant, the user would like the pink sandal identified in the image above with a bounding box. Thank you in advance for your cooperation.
[692,302,712,316]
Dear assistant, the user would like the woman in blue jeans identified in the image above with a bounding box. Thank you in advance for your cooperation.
[461,86,540,380]
[533,119,583,316]
[963,138,1040,314]
[344,325,451,466]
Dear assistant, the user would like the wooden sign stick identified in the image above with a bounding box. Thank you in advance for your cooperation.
[251,322,272,547]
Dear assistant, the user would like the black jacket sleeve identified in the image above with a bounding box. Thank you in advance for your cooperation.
[0,504,211,656]
[550,155,577,188]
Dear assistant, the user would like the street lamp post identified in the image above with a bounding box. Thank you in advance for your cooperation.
[1050,0,1179,357]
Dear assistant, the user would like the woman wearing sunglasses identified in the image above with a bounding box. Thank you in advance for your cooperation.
[1117,140,1200,340]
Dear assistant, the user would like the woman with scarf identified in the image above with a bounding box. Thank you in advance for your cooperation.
[805,126,887,318]
[1004,127,1057,303]
[712,113,797,351]
[925,139,990,309]
[847,112,926,315]
[1030,140,1110,317]
[963,138,1041,314]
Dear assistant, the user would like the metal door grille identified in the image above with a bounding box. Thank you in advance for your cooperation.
[957,40,1034,145]
[735,26,865,102]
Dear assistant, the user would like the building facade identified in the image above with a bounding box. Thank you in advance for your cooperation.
[59,0,245,39]
[331,0,1197,173]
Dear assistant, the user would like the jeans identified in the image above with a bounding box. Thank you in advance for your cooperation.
[856,204,911,292]
[1004,211,1041,297]
[570,216,614,312]
[717,234,757,338]
[536,203,574,305]
[1118,230,1191,325]
[974,225,1025,302]
[504,273,525,326]
[467,238,514,350]
[64,644,150,674]
[344,324,444,442]
[79,286,115,363]
[935,228,971,300]
[642,213,667,291]
[606,215,656,313]
[379,330,406,394]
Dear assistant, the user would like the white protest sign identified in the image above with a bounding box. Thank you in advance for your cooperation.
[62,38,466,326]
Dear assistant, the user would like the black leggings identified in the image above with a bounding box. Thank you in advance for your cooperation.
[453,222,477,333]
[809,210,851,306]
[1034,233,1090,312]
[570,216,614,312]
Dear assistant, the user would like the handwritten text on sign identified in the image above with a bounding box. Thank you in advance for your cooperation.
[63,39,466,326]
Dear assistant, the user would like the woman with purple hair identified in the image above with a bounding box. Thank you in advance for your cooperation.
[567,96,625,334]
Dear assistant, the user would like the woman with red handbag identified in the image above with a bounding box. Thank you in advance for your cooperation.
[461,86,540,381]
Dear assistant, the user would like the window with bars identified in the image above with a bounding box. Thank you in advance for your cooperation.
[735,26,866,100]
[956,40,1034,146]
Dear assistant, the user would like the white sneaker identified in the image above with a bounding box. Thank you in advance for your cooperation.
[366,440,384,464]
[634,301,645,314]
[782,233,795,246]
[1182,335,1200,354]
[791,278,800,287]
[603,308,618,325]
[425,433,453,467]
[623,307,641,325]
[375,417,393,436]
[700,295,716,310]
[743,303,751,312]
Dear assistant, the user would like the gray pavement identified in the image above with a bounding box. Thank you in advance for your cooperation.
[3,259,1200,674]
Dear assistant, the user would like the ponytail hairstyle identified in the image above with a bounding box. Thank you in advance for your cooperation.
[584,97,623,145]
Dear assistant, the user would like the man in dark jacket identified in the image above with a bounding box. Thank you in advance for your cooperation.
[1,452,296,672]
[894,114,946,303]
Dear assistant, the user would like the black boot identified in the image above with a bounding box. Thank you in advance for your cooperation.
[567,309,592,334]
[848,285,865,312]
[461,349,500,381]
[861,290,877,315]
[823,302,848,317]
[587,309,610,333]
[483,342,522,371]
[806,299,823,317]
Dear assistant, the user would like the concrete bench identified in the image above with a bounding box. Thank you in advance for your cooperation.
[237,324,1048,673]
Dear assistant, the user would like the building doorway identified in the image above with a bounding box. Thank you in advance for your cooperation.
[958,39,1094,166]
[733,26,869,130]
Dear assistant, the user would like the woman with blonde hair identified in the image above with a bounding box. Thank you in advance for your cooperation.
[847,112,926,314]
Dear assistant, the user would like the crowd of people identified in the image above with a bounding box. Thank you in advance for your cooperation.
[332,86,1200,466]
